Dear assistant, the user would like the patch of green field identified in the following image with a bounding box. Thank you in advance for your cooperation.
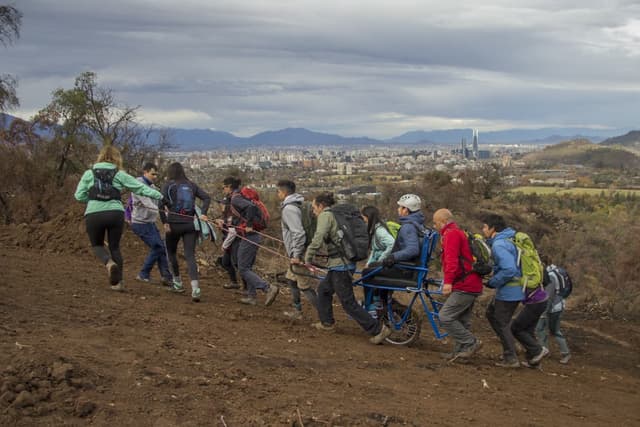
[510,186,640,196]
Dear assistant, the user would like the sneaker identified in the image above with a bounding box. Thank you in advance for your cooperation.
[110,282,125,292]
[559,353,571,364]
[495,359,520,368]
[223,282,241,290]
[106,260,120,286]
[457,339,483,359]
[369,324,392,345]
[191,288,201,302]
[520,360,541,369]
[169,282,185,294]
[135,275,150,283]
[311,321,335,332]
[529,346,550,364]
[160,277,173,287]
[264,285,280,306]
[283,310,303,320]
[239,297,257,305]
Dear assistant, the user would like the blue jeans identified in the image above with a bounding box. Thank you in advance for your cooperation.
[231,233,269,298]
[131,222,171,280]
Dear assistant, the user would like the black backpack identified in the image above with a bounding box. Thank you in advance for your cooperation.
[88,168,121,201]
[169,182,196,215]
[546,265,573,298]
[462,230,494,276]
[329,204,369,262]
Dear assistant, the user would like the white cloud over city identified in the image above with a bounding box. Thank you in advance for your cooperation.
[4,0,640,138]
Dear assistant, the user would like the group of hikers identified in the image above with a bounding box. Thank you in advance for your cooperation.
[74,145,572,368]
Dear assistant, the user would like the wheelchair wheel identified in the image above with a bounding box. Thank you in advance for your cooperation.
[381,302,422,346]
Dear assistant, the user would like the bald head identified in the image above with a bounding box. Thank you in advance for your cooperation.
[433,208,453,230]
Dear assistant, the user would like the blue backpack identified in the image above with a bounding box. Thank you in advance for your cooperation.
[169,182,195,215]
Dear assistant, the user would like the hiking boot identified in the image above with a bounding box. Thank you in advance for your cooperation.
[106,260,120,286]
[283,310,303,320]
[529,346,550,364]
[495,359,520,368]
[311,321,335,332]
[559,353,571,364]
[169,282,185,294]
[457,339,483,359]
[264,285,280,306]
[369,324,392,345]
[135,274,150,283]
[110,282,125,292]
[240,297,257,305]
[223,282,241,290]
[440,351,458,360]
[191,288,201,303]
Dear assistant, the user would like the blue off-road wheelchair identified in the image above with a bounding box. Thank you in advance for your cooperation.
[352,228,447,345]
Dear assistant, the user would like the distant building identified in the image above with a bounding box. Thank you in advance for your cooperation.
[478,150,491,159]
[472,129,479,159]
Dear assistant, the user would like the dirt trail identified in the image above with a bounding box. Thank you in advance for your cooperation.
[1,222,639,426]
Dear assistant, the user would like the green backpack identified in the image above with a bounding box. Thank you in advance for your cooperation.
[386,221,401,239]
[510,231,544,290]
[294,201,317,247]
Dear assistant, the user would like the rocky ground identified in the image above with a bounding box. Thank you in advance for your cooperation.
[1,215,639,426]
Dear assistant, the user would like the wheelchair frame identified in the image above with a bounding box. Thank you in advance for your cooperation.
[352,229,448,345]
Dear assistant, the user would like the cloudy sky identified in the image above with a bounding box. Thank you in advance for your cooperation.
[4,0,640,138]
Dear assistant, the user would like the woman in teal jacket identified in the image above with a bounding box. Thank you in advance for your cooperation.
[360,205,395,316]
[75,145,163,291]
[361,206,395,267]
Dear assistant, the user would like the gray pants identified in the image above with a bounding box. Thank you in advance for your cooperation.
[439,291,478,351]
[486,299,520,361]
[231,233,269,298]
[536,311,570,355]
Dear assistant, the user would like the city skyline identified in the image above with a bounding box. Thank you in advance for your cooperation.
[5,1,640,138]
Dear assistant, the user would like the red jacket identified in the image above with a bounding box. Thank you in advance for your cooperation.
[440,221,483,294]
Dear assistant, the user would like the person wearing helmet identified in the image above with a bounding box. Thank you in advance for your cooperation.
[370,194,426,304]
[381,194,425,268]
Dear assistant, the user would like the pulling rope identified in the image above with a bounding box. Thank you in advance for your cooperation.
[163,209,325,277]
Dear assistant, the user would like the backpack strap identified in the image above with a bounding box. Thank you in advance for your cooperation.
[166,183,176,207]
[229,192,255,232]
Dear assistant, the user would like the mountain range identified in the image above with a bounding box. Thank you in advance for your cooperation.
[155,126,631,151]
[1,113,631,151]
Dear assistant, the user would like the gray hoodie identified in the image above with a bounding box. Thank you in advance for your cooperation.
[131,177,161,224]
[281,193,306,259]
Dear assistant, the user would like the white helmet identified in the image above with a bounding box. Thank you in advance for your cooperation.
[397,194,422,212]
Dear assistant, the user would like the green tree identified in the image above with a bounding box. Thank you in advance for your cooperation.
[34,71,174,183]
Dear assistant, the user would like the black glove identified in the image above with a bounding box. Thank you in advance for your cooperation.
[382,255,395,268]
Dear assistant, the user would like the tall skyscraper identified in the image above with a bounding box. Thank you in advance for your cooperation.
[472,129,479,159]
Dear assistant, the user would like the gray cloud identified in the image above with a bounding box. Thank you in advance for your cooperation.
[4,0,639,137]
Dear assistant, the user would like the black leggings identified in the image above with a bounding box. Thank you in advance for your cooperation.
[85,210,125,282]
[165,222,198,281]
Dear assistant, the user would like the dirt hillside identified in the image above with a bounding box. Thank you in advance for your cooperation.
[0,215,639,426]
